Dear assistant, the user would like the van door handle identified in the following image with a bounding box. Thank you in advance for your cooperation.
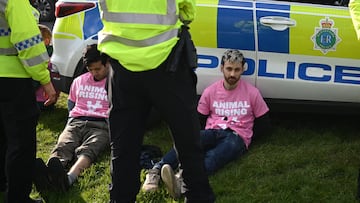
[260,16,296,31]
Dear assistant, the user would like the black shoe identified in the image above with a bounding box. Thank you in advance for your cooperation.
[47,157,69,192]
[33,158,52,193]
[0,184,5,192]
[0,175,6,192]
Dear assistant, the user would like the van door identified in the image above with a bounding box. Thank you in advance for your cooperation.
[255,0,360,103]
[192,0,257,95]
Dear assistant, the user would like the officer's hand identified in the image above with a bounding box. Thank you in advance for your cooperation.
[42,82,58,106]
[179,2,195,24]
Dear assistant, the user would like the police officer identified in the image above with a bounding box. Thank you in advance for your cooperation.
[98,0,215,202]
[0,0,57,202]
[350,0,360,40]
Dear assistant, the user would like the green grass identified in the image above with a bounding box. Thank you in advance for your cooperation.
[30,93,360,202]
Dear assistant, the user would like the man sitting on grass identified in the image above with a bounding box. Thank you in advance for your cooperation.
[34,44,111,193]
[142,49,271,199]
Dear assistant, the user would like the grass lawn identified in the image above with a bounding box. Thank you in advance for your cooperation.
[29,93,360,202]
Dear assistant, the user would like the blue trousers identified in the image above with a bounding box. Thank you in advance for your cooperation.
[155,129,247,175]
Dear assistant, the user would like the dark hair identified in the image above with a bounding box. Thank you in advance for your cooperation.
[220,49,246,66]
[83,44,109,67]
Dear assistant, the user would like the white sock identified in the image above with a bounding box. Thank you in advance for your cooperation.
[67,172,77,185]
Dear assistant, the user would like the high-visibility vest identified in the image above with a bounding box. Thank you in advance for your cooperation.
[98,0,196,72]
[350,0,360,40]
[31,5,40,24]
[0,0,50,85]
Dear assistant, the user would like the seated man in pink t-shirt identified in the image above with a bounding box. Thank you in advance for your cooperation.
[33,44,111,193]
[142,49,271,199]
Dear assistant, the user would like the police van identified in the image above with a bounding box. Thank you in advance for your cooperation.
[50,0,360,112]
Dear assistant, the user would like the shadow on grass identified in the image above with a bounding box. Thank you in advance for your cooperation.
[38,107,69,132]
[38,187,87,203]
[251,111,360,150]
[270,111,359,131]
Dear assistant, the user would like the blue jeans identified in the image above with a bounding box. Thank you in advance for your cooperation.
[154,129,247,175]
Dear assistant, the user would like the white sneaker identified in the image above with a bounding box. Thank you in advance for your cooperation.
[161,164,181,199]
[142,168,160,192]
[175,169,186,195]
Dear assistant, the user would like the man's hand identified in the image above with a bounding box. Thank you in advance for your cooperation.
[42,82,58,106]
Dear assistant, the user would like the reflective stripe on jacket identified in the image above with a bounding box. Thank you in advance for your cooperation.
[350,0,360,40]
[98,0,196,72]
[0,0,50,85]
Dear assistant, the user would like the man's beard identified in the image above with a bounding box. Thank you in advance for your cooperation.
[225,76,239,86]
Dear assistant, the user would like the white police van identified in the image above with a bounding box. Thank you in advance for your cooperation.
[50,0,360,112]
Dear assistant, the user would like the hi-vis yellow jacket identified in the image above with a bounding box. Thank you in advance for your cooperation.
[350,0,360,40]
[98,0,196,72]
[0,0,50,85]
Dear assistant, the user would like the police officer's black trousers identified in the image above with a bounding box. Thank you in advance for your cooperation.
[0,78,39,203]
[108,56,215,203]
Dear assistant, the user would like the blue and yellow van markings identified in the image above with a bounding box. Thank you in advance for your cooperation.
[53,3,102,41]
[256,2,290,10]
[311,17,341,54]
[290,4,360,59]
[192,0,219,48]
[53,33,77,40]
[219,0,252,8]
[53,0,360,62]
[83,4,103,40]
[256,3,290,53]
[53,12,85,40]
[192,0,256,50]
[217,0,255,50]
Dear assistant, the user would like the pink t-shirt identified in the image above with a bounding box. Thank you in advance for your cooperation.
[35,86,47,102]
[68,72,109,118]
[36,65,60,103]
[197,79,269,148]
[36,85,60,102]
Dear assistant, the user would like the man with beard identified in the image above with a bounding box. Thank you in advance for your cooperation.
[142,49,271,199]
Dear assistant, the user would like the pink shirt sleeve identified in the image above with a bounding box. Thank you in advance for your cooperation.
[197,88,211,116]
[252,90,269,118]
